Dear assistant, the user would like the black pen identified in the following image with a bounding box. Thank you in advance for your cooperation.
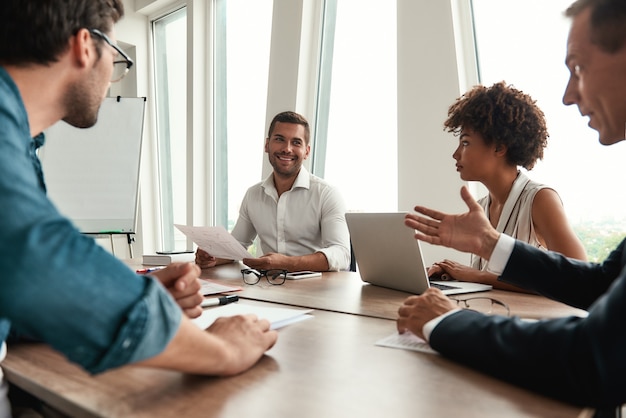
[201,295,239,308]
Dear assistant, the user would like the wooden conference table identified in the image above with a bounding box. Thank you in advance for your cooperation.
[3,262,590,418]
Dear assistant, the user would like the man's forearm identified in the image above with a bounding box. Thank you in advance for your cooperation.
[286,252,330,272]
[136,318,232,375]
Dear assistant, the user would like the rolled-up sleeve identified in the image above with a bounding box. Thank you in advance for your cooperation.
[88,278,181,373]
[317,186,350,271]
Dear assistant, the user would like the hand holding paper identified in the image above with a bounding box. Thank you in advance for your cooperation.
[174,224,253,260]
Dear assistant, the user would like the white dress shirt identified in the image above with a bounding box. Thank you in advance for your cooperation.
[423,234,516,341]
[231,167,351,271]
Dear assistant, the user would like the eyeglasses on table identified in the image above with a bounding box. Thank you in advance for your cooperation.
[241,268,288,285]
[450,297,510,316]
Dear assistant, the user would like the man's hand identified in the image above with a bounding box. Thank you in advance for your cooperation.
[206,314,278,376]
[137,313,278,376]
[196,248,218,269]
[243,253,290,271]
[405,186,500,260]
[396,288,457,340]
[151,262,203,318]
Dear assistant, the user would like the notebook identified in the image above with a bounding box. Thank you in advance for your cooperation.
[346,212,492,295]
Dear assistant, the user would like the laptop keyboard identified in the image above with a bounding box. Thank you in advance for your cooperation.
[429,282,460,291]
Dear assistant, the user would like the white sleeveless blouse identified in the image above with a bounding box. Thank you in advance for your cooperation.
[471,172,551,271]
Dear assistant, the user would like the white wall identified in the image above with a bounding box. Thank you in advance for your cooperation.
[397,0,468,266]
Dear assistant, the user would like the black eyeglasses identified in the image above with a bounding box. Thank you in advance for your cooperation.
[241,269,287,286]
[451,297,510,316]
[89,29,134,82]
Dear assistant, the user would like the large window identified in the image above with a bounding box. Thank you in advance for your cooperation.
[152,2,272,251]
[153,8,187,251]
[215,0,273,231]
[150,1,440,253]
[316,0,398,212]
[471,0,626,261]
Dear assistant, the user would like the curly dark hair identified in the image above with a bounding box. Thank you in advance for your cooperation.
[443,81,548,170]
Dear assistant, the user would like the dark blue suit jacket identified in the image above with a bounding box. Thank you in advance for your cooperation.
[430,238,626,407]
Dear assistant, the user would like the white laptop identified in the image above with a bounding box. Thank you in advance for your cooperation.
[346,212,492,295]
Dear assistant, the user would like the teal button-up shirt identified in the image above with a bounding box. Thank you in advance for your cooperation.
[0,67,181,374]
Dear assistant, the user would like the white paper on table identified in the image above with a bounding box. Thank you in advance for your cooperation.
[174,224,253,260]
[192,303,314,330]
[199,279,242,296]
[375,331,438,355]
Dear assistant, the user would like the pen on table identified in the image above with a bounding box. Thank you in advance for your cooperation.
[201,295,239,308]
[136,266,166,274]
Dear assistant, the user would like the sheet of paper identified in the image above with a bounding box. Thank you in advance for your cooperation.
[199,279,242,296]
[174,224,253,260]
[192,302,314,331]
[375,332,438,355]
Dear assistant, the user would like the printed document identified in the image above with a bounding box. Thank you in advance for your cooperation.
[199,279,242,296]
[174,224,253,260]
[192,302,313,330]
[376,332,438,355]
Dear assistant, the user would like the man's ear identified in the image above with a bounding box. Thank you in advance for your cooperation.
[304,144,311,159]
[71,28,94,69]
[264,138,269,153]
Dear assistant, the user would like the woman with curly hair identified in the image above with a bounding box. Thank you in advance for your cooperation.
[429,81,587,292]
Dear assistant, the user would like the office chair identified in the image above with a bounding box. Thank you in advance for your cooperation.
[349,240,357,272]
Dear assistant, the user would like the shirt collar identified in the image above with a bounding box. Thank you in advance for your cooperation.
[33,132,46,149]
[291,166,311,190]
[261,166,311,197]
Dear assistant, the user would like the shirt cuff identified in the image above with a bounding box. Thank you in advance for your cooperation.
[88,278,181,374]
[484,233,515,276]
[422,308,461,341]
[318,247,349,272]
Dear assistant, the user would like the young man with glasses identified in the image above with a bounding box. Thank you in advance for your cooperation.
[398,0,626,411]
[196,111,351,273]
[0,1,276,415]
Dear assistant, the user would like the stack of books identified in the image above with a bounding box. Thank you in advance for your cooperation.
[142,252,196,266]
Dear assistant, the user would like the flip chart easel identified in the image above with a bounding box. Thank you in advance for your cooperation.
[39,97,146,256]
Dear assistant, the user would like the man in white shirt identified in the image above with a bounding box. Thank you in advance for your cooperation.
[196,111,351,272]
[397,0,626,410]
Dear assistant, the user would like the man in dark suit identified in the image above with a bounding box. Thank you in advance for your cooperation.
[397,0,626,410]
